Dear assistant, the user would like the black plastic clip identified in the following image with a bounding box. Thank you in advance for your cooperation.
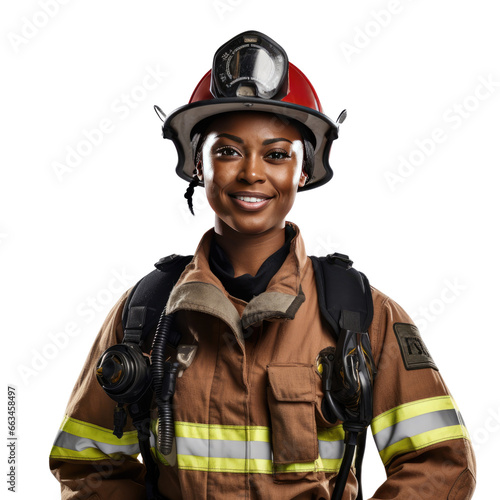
[326,252,353,269]
[113,403,127,439]
[155,254,181,271]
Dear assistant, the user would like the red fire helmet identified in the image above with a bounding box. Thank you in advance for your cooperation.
[155,31,345,191]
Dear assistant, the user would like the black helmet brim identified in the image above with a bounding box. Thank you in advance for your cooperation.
[161,98,339,191]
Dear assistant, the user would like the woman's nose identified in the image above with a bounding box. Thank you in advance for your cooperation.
[237,154,265,184]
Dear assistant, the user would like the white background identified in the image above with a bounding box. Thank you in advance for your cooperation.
[1,0,499,497]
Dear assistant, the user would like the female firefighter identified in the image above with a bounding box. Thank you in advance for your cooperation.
[50,31,476,500]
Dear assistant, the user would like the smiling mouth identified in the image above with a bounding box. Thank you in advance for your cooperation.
[233,195,269,203]
[229,193,273,211]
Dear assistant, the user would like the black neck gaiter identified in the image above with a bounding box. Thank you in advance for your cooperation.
[209,225,296,302]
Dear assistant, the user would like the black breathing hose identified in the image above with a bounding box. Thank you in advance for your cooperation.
[355,430,367,500]
[332,431,357,500]
[151,311,179,456]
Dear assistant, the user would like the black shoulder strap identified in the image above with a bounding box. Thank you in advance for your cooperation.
[122,251,372,345]
[310,252,373,340]
[121,254,193,345]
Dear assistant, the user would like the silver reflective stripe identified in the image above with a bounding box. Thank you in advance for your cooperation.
[457,411,467,427]
[318,438,345,460]
[373,409,460,451]
[53,430,141,456]
[176,437,272,460]
[176,436,344,461]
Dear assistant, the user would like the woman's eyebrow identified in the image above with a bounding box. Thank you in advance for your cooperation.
[262,137,293,145]
[215,133,243,143]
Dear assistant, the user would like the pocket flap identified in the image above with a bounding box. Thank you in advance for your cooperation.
[268,364,315,402]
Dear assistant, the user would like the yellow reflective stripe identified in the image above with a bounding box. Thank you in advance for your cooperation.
[317,458,343,472]
[58,415,138,445]
[151,446,170,466]
[275,456,344,473]
[49,414,140,461]
[177,455,344,474]
[449,396,471,440]
[150,419,171,466]
[175,421,343,442]
[318,424,345,442]
[371,396,470,465]
[174,421,270,442]
[178,455,273,473]
[378,425,467,465]
[159,421,345,474]
[371,396,457,434]
[50,445,138,461]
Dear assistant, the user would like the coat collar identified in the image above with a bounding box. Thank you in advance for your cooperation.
[164,222,308,346]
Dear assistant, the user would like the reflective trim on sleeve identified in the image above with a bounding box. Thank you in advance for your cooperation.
[371,396,470,465]
[153,420,345,474]
[49,415,140,461]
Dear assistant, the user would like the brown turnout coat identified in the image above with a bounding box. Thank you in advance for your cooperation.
[50,224,476,499]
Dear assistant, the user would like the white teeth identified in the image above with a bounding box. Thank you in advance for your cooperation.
[235,196,266,203]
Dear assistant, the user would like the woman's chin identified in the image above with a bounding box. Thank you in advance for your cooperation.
[215,216,286,238]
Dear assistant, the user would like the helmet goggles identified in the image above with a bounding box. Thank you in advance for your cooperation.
[210,31,289,100]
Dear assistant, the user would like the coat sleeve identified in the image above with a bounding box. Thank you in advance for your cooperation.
[367,289,476,500]
[49,290,147,500]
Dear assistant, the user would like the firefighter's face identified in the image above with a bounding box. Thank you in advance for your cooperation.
[199,112,307,236]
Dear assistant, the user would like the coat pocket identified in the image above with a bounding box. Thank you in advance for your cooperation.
[267,363,318,465]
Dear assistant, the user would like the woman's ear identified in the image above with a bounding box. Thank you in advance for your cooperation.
[299,168,308,188]
[196,161,204,182]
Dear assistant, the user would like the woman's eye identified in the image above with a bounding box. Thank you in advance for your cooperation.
[266,150,291,160]
[215,146,240,157]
